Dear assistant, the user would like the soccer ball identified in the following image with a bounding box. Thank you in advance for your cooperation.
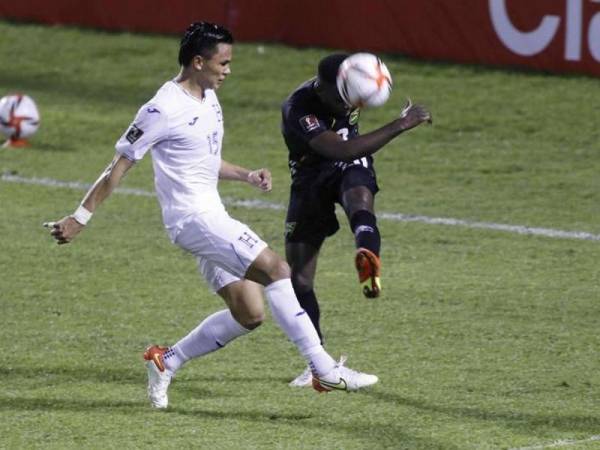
[0,94,40,141]
[336,53,392,108]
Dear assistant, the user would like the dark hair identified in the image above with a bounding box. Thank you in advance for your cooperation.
[317,53,349,84]
[178,22,234,66]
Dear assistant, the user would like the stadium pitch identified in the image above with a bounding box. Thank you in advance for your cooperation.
[1,21,599,450]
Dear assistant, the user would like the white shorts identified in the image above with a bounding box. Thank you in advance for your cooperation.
[174,210,268,292]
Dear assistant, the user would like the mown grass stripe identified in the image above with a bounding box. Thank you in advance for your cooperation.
[4,172,599,242]
[510,434,600,450]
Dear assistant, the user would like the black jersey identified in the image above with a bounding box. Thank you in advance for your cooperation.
[281,79,365,186]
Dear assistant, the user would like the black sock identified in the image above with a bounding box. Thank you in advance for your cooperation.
[296,289,323,343]
[350,210,380,256]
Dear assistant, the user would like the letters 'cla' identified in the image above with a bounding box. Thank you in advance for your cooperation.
[489,0,561,56]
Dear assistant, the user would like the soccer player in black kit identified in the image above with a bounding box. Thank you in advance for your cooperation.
[281,54,432,386]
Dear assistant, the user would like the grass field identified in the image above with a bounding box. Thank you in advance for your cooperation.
[1,21,599,450]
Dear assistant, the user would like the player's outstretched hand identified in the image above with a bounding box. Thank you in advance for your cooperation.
[398,99,432,132]
[43,216,85,245]
[248,168,272,192]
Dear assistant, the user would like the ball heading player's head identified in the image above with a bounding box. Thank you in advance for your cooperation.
[178,22,234,67]
[317,54,349,85]
[315,53,351,117]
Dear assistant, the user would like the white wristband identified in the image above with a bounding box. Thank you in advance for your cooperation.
[72,205,93,225]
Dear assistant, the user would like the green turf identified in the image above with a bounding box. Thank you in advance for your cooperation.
[1,21,599,449]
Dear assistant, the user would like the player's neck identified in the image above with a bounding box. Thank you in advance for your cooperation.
[175,70,206,100]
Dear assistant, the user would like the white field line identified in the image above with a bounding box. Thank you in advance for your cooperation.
[510,434,600,450]
[3,172,600,242]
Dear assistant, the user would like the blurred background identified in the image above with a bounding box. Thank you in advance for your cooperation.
[1,2,599,449]
[2,0,599,77]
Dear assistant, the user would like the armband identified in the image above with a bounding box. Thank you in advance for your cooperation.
[72,205,93,226]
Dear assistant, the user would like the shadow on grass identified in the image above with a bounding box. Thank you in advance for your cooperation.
[0,394,452,449]
[1,364,498,447]
[0,365,143,384]
[172,403,458,449]
[1,364,455,448]
[8,363,597,443]
[0,395,312,424]
[0,365,290,389]
[0,396,144,412]
[365,390,600,436]
[166,406,314,422]
[169,405,455,450]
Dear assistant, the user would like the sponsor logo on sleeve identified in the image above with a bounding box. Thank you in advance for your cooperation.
[349,109,360,125]
[299,114,321,133]
[125,124,144,144]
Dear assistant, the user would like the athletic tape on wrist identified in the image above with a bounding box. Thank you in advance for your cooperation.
[72,205,92,225]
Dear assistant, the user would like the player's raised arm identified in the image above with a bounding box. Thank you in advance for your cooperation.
[309,101,432,163]
[44,154,134,244]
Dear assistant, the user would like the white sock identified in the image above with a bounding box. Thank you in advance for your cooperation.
[163,309,250,373]
[265,279,336,377]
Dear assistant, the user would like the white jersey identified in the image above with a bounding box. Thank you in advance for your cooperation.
[116,80,225,241]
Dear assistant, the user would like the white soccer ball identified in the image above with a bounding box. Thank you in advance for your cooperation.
[336,53,392,108]
[0,94,40,139]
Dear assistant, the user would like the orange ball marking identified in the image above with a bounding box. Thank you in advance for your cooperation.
[374,64,390,89]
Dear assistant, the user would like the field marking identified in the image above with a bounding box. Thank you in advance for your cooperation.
[3,172,600,242]
[510,434,600,450]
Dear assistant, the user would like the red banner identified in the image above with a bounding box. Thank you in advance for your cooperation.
[1,0,599,77]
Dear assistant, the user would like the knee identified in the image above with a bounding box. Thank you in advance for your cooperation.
[291,271,314,294]
[249,248,292,285]
[231,305,265,330]
[268,257,291,281]
[239,312,265,330]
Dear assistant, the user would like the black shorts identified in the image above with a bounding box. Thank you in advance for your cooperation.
[285,163,379,248]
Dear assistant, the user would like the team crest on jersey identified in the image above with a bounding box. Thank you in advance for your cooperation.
[299,115,320,133]
[125,124,144,144]
[285,222,297,237]
[238,231,259,248]
[349,109,360,125]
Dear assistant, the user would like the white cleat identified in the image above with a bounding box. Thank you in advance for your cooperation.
[289,366,313,387]
[313,356,378,392]
[143,345,172,409]
[146,361,172,408]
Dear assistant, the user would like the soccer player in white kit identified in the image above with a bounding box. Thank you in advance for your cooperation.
[45,22,377,408]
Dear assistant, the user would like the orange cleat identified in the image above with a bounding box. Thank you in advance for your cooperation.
[355,248,381,298]
[143,345,168,372]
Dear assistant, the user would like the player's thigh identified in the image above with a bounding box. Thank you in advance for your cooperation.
[197,254,240,293]
[341,185,375,216]
[340,166,379,216]
[245,246,290,286]
[175,210,268,279]
[285,185,338,247]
